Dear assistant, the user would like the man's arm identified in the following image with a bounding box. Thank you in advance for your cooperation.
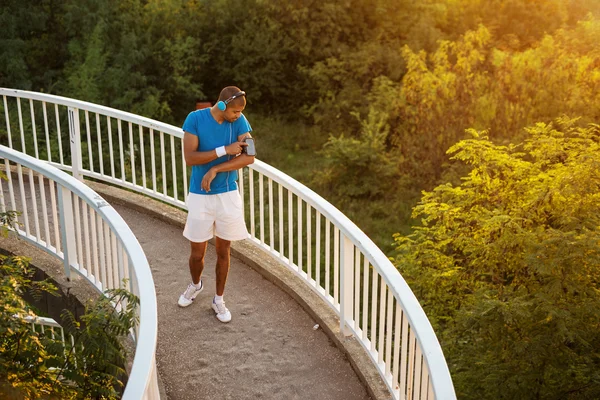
[213,131,254,172]
[183,131,247,166]
[200,132,255,191]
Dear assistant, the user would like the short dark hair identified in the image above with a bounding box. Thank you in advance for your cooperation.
[218,86,246,107]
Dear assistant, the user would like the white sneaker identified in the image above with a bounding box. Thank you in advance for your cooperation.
[211,298,232,323]
[178,281,203,307]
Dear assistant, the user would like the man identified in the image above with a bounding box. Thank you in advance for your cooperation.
[178,86,254,323]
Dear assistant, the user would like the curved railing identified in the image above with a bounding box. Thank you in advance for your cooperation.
[0,88,456,399]
[0,144,159,399]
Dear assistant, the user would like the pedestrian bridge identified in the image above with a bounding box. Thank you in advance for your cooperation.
[0,88,456,400]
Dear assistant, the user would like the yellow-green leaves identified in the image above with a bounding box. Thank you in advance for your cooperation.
[393,119,600,399]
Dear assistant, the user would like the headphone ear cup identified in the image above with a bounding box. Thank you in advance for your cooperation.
[217,101,226,111]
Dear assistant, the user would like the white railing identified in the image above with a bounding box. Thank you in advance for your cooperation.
[0,144,159,400]
[25,315,72,344]
[0,88,456,400]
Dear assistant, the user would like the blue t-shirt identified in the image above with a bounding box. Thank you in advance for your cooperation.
[182,108,252,195]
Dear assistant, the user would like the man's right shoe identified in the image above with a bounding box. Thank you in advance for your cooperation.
[178,281,203,307]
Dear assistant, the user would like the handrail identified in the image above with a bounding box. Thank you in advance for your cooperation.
[0,144,159,399]
[250,159,454,396]
[0,88,455,399]
[0,88,181,137]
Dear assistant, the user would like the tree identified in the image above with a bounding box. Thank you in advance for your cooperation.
[393,118,600,399]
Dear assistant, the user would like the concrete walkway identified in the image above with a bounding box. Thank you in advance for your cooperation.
[113,203,371,400]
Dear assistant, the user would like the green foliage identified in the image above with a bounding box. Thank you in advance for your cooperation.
[0,254,139,398]
[317,106,397,200]
[393,118,600,399]
[442,0,569,50]
[383,19,600,188]
[56,287,139,399]
[0,189,139,398]
[0,0,68,91]
[4,3,600,396]
[0,255,62,399]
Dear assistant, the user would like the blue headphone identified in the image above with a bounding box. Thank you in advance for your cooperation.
[216,91,246,111]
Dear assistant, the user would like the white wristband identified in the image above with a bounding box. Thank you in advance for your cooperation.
[215,146,226,157]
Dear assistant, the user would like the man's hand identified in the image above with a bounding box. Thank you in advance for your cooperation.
[201,168,217,192]
[226,141,248,155]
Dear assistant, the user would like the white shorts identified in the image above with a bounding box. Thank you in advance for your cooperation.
[183,191,249,243]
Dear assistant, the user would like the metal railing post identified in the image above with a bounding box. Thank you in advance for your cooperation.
[68,107,83,181]
[340,233,354,336]
[57,184,77,279]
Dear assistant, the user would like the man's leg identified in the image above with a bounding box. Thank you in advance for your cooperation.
[214,237,231,296]
[212,237,233,322]
[178,241,208,307]
[190,241,208,285]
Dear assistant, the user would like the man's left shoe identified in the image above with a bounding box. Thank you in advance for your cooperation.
[212,298,232,323]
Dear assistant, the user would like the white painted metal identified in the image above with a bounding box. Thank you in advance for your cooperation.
[58,187,76,278]
[325,220,330,296]
[91,204,100,286]
[362,258,369,342]
[278,184,283,258]
[130,122,136,186]
[68,107,82,181]
[29,99,39,158]
[0,145,159,400]
[17,97,25,153]
[96,113,104,175]
[141,127,147,189]
[386,288,394,378]
[38,173,51,246]
[340,234,354,335]
[354,247,360,331]
[83,201,92,278]
[239,167,245,215]
[378,282,387,365]
[334,226,340,305]
[315,211,321,288]
[3,96,12,148]
[371,269,379,354]
[249,169,255,237]
[415,344,423,399]
[17,164,30,235]
[268,178,274,251]
[297,197,302,272]
[306,203,311,282]
[85,110,93,172]
[160,131,166,196]
[0,88,455,399]
[74,196,84,271]
[107,116,115,178]
[170,134,176,200]
[259,173,264,244]
[49,177,60,253]
[43,102,50,162]
[118,119,125,182]
[150,129,156,193]
[28,169,40,240]
[55,104,64,165]
[288,189,293,269]
[393,305,402,392]
[0,169,5,213]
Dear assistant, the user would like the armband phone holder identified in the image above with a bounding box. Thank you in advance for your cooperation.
[243,138,256,156]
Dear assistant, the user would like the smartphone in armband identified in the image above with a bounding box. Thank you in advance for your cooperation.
[244,138,256,156]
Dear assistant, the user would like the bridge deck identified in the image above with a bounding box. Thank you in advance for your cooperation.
[114,203,370,400]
